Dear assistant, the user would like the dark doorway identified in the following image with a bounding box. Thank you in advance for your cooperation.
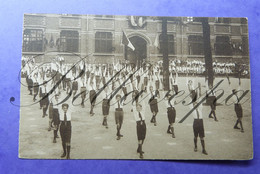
[125,36,147,67]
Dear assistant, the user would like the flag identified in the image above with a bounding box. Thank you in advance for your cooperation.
[154,34,160,49]
[122,31,135,51]
[130,16,137,27]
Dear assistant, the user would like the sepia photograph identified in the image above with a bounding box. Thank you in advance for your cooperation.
[19,14,252,160]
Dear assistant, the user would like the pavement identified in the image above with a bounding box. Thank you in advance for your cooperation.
[19,77,253,160]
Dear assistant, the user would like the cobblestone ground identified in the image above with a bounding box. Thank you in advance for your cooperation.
[19,77,253,160]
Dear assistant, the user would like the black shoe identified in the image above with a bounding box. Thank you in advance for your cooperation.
[234,126,240,129]
[61,153,66,158]
[172,134,175,138]
[241,129,244,133]
[202,150,208,155]
[214,119,218,122]
[116,136,120,140]
[139,153,144,159]
[167,130,172,134]
[53,139,56,143]
[66,155,70,159]
[209,115,213,118]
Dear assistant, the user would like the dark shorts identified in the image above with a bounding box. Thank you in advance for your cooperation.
[193,119,205,138]
[173,85,178,94]
[80,87,87,98]
[72,81,78,90]
[89,90,96,105]
[235,104,243,118]
[115,109,123,124]
[136,121,146,140]
[60,121,71,143]
[122,87,127,95]
[52,108,60,125]
[33,83,39,93]
[167,107,176,124]
[136,75,140,84]
[102,99,110,115]
[155,80,160,89]
[149,99,158,113]
[41,95,49,107]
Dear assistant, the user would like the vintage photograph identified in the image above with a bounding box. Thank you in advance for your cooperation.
[19,14,252,160]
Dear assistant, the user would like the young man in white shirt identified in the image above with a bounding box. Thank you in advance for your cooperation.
[114,94,124,140]
[165,92,176,138]
[148,85,159,126]
[133,103,146,159]
[59,103,72,159]
[50,94,60,143]
[232,89,244,133]
[191,90,208,155]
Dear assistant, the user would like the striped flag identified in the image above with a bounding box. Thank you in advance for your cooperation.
[122,31,135,51]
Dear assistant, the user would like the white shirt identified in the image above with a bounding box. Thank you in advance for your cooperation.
[133,109,145,121]
[165,95,175,108]
[59,110,72,121]
[79,78,87,88]
[191,103,203,119]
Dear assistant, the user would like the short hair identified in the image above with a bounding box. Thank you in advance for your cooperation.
[62,103,69,108]
[116,94,121,99]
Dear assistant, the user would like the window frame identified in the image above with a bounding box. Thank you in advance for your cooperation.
[188,35,204,55]
[59,30,79,53]
[95,32,113,53]
[22,29,44,52]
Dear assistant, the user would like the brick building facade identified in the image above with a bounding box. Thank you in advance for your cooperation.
[22,14,249,65]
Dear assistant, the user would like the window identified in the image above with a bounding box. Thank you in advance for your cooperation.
[216,17,230,24]
[159,34,175,54]
[242,37,249,56]
[59,30,79,52]
[215,36,232,55]
[187,17,193,22]
[95,32,113,53]
[188,35,204,55]
[95,15,114,19]
[23,29,43,52]
[187,17,201,22]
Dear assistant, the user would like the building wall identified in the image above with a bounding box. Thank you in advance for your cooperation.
[22,14,249,64]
